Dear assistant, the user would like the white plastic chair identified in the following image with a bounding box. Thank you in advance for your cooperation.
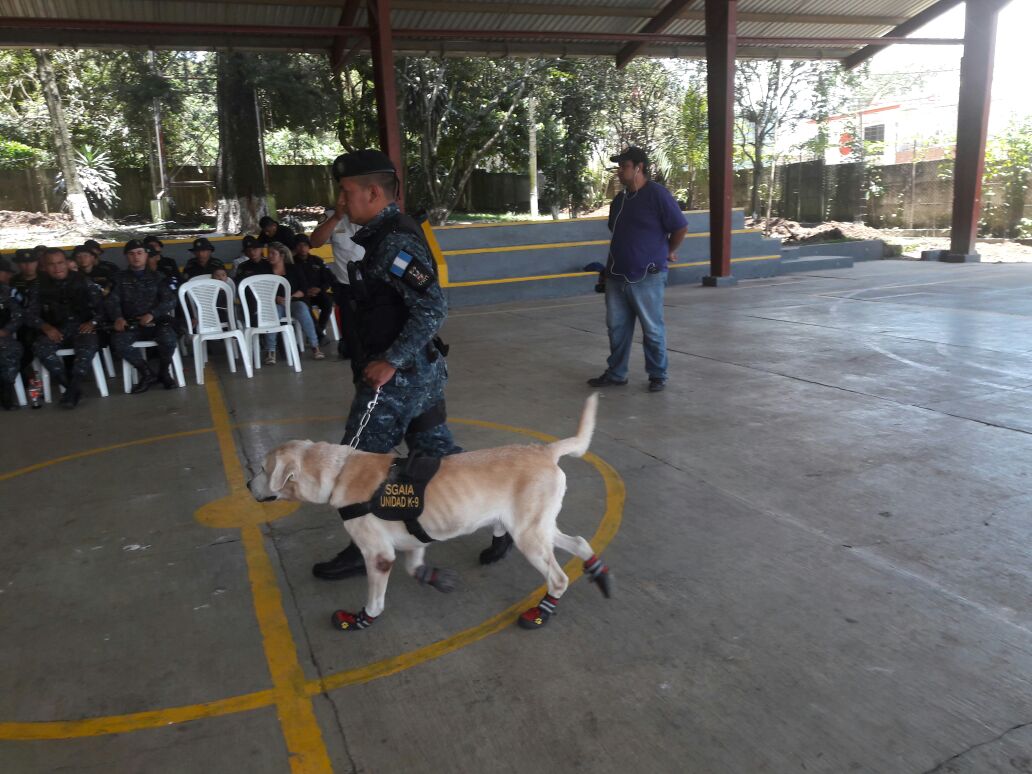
[179,277,253,385]
[101,347,116,378]
[238,275,302,373]
[34,351,109,402]
[121,341,187,393]
[13,374,27,407]
[292,303,340,352]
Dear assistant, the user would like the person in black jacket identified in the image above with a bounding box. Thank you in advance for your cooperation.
[106,240,178,393]
[263,241,323,363]
[257,216,296,250]
[183,237,227,280]
[293,235,334,343]
[26,248,104,408]
[72,244,117,296]
[234,235,271,282]
[143,236,181,278]
[0,282,23,410]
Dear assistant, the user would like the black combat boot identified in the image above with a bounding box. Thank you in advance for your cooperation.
[0,381,16,410]
[312,542,367,580]
[479,533,514,565]
[158,360,177,390]
[59,377,82,408]
[131,366,159,394]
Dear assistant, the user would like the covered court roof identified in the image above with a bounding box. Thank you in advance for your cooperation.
[0,0,962,63]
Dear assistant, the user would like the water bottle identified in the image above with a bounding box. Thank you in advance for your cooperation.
[28,373,42,409]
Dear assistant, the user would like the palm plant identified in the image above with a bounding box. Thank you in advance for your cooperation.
[54,145,120,215]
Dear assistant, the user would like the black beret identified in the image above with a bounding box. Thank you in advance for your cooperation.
[13,249,37,263]
[332,149,396,180]
[123,239,147,254]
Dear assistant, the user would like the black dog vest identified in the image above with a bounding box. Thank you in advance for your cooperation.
[337,456,441,544]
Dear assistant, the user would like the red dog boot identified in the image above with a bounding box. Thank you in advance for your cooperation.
[331,607,377,631]
[583,555,612,598]
[517,593,559,630]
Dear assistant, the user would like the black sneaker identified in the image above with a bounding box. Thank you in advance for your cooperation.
[648,378,666,393]
[312,543,367,580]
[59,381,82,408]
[131,368,159,394]
[159,365,177,390]
[586,373,628,388]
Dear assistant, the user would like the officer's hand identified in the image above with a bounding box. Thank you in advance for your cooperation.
[307,287,319,297]
[113,318,127,332]
[667,251,678,264]
[78,322,95,334]
[42,323,62,342]
[139,313,154,326]
[363,360,396,389]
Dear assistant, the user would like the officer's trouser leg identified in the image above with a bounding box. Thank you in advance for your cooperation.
[68,330,99,381]
[150,325,178,367]
[111,329,147,370]
[33,333,72,383]
[0,336,23,384]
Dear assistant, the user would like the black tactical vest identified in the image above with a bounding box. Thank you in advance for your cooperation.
[38,274,93,325]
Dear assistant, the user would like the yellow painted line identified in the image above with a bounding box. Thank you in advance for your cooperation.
[0,428,214,483]
[670,254,782,269]
[432,207,744,230]
[440,229,757,258]
[203,371,333,774]
[0,690,275,741]
[422,220,451,287]
[0,410,624,743]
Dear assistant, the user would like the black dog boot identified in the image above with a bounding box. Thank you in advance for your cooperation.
[131,366,159,394]
[584,554,612,598]
[415,565,458,593]
[479,532,514,565]
[518,593,559,630]
[312,541,367,580]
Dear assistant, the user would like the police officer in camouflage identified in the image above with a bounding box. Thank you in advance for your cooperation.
[107,239,179,393]
[311,149,513,581]
[0,277,24,410]
[26,248,103,408]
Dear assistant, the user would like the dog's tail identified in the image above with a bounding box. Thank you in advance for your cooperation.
[549,393,598,460]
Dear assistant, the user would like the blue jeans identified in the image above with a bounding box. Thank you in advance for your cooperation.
[263,300,319,351]
[603,270,668,382]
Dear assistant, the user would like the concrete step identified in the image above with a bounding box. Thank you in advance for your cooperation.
[780,255,854,273]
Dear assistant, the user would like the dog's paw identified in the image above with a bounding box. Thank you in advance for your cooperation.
[584,555,612,599]
[415,565,459,593]
[331,608,376,631]
[517,594,558,630]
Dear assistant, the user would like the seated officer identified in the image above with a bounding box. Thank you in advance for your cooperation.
[26,248,103,408]
[11,248,39,299]
[256,216,296,250]
[143,236,180,278]
[183,237,226,280]
[294,235,334,342]
[0,278,23,410]
[107,240,178,393]
[233,235,271,282]
[72,244,116,296]
[83,239,120,273]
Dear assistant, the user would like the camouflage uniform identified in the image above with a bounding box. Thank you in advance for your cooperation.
[105,268,178,370]
[340,202,461,457]
[11,275,37,380]
[0,284,24,386]
[26,273,103,383]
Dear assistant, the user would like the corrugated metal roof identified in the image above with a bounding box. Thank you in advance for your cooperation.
[0,0,953,61]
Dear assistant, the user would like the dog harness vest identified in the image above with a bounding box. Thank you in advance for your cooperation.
[337,456,442,543]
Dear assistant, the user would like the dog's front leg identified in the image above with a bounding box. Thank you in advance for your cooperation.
[407,547,458,593]
[331,541,395,632]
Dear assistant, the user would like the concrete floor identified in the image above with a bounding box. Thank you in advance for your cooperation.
[4,259,1032,773]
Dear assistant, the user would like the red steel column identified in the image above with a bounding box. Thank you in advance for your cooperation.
[703,0,737,286]
[946,0,1001,261]
[368,0,404,205]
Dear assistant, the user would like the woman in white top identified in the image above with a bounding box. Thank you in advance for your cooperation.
[310,194,363,358]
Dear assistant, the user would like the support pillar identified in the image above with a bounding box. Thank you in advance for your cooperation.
[703,0,737,287]
[946,0,1001,262]
[368,0,404,206]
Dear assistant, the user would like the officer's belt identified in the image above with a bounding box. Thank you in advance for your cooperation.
[337,456,441,544]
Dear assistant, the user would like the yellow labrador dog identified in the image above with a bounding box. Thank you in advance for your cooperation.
[248,394,611,631]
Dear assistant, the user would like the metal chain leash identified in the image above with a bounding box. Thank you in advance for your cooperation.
[348,387,382,448]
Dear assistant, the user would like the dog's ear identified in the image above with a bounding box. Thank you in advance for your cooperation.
[267,452,296,492]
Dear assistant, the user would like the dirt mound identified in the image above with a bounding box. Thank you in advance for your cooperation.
[747,217,887,244]
[0,210,75,229]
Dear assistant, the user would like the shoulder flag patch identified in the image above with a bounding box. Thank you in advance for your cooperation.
[389,250,434,293]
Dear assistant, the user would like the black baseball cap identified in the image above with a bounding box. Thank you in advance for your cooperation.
[13,249,36,263]
[124,239,147,254]
[242,235,261,250]
[610,146,649,166]
[0,257,13,273]
[71,244,94,258]
[258,216,276,228]
[332,149,396,181]
[294,234,311,247]
[189,237,215,253]
[83,239,102,251]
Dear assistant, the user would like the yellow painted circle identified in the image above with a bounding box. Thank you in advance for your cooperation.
[0,416,624,741]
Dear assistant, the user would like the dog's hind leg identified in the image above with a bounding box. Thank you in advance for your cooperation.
[406,546,458,593]
[555,531,613,599]
[512,530,569,630]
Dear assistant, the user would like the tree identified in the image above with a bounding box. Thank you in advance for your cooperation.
[982,115,1032,237]
[399,57,539,224]
[735,60,831,217]
[664,84,708,209]
[32,49,94,224]
[214,51,269,233]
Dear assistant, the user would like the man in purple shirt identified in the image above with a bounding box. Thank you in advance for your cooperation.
[588,147,688,392]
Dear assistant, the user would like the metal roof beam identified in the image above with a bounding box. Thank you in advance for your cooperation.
[616,0,697,69]
[843,0,964,70]
[331,0,364,72]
